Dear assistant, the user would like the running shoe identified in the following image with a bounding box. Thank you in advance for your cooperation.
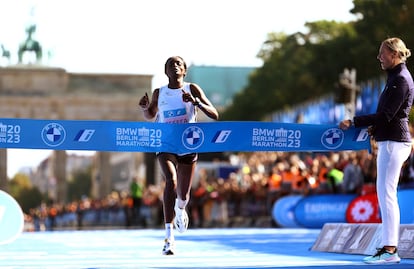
[363,247,401,264]
[162,239,174,255]
[174,200,189,233]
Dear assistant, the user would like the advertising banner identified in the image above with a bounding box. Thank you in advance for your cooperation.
[0,190,24,245]
[294,194,356,228]
[272,195,302,228]
[0,118,370,153]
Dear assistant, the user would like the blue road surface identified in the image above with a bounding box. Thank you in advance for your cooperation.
[1,228,414,269]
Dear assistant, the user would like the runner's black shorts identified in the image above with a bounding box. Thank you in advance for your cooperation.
[156,152,198,164]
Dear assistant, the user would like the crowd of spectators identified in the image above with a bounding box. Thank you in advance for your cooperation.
[24,146,414,232]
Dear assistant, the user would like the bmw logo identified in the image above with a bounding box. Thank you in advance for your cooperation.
[182,126,204,150]
[41,123,66,147]
[321,128,344,149]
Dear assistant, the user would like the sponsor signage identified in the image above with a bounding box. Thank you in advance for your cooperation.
[0,118,370,153]
[294,194,356,228]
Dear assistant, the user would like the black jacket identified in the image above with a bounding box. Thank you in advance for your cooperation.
[354,63,414,142]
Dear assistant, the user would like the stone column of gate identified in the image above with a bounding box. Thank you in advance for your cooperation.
[52,150,67,203]
[0,149,7,191]
[91,151,111,199]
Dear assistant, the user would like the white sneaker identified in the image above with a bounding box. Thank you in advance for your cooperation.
[363,247,401,264]
[162,238,174,255]
[174,200,189,233]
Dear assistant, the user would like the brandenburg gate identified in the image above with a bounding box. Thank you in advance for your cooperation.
[0,65,152,202]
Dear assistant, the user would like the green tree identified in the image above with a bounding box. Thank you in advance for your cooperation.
[221,0,414,121]
[222,21,357,121]
[17,187,43,213]
[8,173,43,213]
[8,173,32,197]
[351,0,414,80]
[67,166,92,201]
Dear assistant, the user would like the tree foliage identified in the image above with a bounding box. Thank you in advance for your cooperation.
[67,166,92,201]
[8,173,43,213]
[222,21,356,121]
[221,0,414,121]
[351,0,414,79]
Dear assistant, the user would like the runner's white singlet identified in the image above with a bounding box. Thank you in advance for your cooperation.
[156,83,196,124]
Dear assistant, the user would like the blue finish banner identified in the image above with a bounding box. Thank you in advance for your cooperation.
[0,118,370,153]
[398,189,414,224]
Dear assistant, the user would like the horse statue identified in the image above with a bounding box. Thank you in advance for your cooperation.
[18,24,42,64]
[0,44,11,66]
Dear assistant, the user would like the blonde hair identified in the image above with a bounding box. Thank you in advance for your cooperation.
[382,37,411,62]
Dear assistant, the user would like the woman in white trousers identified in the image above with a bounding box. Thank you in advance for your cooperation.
[340,37,414,264]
